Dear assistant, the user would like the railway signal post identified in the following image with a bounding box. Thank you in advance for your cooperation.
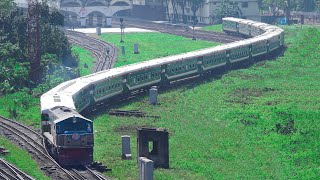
[120,18,125,43]
[192,18,198,41]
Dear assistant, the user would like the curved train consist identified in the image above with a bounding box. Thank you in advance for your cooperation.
[41,17,284,166]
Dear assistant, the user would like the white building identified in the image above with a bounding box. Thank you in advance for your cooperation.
[167,0,260,24]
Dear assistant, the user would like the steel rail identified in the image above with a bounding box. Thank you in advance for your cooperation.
[0,158,34,180]
[0,116,77,180]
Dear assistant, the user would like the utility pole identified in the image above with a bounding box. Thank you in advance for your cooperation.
[27,0,41,84]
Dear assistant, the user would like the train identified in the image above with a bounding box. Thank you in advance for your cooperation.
[40,17,284,166]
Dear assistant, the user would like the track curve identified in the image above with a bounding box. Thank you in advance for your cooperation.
[0,116,107,180]
[65,30,118,72]
[112,17,244,43]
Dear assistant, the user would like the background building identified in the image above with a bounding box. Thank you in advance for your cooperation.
[167,0,260,24]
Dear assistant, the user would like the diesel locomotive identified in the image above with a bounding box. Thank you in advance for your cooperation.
[42,106,93,166]
[40,17,284,166]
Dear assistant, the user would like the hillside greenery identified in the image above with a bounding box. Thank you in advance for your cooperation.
[0,25,319,179]
[91,26,320,179]
[201,24,223,32]
[0,136,49,179]
[72,45,94,76]
[100,32,219,68]
[72,32,219,76]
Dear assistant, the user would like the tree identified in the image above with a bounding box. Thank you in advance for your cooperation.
[213,0,242,22]
[257,0,264,13]
[176,0,188,23]
[0,1,72,91]
[190,0,205,20]
[0,0,14,17]
[171,0,179,23]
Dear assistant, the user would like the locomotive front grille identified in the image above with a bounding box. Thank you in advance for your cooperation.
[58,134,93,147]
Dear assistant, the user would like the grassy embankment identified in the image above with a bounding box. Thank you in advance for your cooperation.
[72,46,95,76]
[99,32,219,68]
[201,24,223,32]
[74,32,219,76]
[0,136,49,179]
[91,26,320,179]
[0,33,218,177]
[0,92,41,128]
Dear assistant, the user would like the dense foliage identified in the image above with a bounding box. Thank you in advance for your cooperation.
[261,0,320,15]
[0,0,76,93]
[213,0,242,22]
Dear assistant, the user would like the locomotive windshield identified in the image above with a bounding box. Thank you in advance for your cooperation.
[56,118,93,134]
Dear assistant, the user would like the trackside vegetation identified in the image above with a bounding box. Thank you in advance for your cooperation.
[72,32,219,76]
[0,26,319,179]
[91,26,320,179]
[72,45,94,76]
[0,136,50,179]
[201,24,223,32]
[99,32,220,67]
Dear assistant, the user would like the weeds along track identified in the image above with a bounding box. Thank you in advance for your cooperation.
[0,158,35,180]
[65,30,117,72]
[112,17,244,43]
[0,116,106,180]
[0,116,73,179]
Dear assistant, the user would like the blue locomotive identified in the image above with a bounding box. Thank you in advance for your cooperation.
[42,106,93,166]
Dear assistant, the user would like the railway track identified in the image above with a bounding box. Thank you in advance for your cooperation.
[0,158,35,180]
[65,30,117,72]
[112,17,244,43]
[68,166,107,180]
[0,116,107,180]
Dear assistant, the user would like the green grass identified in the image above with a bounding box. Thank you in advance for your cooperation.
[0,92,40,128]
[1,26,319,179]
[99,32,220,67]
[91,26,320,179]
[201,24,223,32]
[72,45,94,76]
[0,136,50,179]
